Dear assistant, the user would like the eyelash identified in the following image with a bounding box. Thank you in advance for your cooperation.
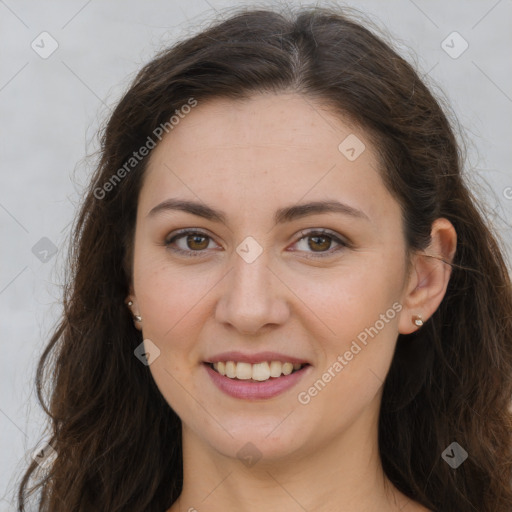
[164,228,349,259]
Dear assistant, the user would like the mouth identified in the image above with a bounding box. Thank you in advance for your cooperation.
[204,360,310,382]
[203,360,312,400]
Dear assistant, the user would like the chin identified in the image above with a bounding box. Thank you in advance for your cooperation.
[192,417,312,464]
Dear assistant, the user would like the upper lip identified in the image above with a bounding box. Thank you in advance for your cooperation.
[205,351,311,365]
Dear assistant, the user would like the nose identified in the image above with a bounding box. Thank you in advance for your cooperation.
[214,245,290,335]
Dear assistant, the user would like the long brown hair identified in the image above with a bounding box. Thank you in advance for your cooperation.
[16,6,512,511]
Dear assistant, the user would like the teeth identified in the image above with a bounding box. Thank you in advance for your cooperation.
[269,361,282,378]
[225,361,236,378]
[252,362,270,381]
[212,360,305,381]
[236,362,252,380]
[282,362,293,375]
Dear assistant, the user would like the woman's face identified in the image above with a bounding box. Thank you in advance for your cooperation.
[130,92,413,462]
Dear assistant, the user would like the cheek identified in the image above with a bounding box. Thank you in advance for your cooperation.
[293,257,403,338]
[133,261,212,413]
[296,297,399,426]
[293,260,402,395]
[134,250,216,344]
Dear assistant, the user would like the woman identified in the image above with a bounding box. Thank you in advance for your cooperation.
[17,6,512,512]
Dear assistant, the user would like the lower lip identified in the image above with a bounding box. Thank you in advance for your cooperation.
[204,363,311,400]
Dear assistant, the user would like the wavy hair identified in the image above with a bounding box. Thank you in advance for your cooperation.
[16,5,512,511]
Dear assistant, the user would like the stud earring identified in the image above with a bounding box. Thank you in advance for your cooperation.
[126,300,141,322]
[412,314,424,327]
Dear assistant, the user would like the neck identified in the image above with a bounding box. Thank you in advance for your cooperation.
[171,398,413,512]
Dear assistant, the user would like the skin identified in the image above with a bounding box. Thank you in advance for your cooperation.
[127,92,456,512]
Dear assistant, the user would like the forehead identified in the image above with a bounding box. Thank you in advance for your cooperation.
[149,93,368,160]
[138,92,393,224]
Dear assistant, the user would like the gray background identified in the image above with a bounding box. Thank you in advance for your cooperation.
[1,0,511,509]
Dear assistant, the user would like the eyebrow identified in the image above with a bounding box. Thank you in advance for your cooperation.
[147,198,370,224]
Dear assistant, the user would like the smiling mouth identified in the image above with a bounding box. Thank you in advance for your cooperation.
[205,361,309,382]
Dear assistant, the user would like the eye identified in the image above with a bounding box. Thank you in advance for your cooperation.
[165,229,219,257]
[292,229,349,258]
[164,228,349,259]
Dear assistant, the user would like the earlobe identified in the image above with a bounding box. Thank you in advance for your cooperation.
[398,218,457,335]
[412,314,424,327]
[125,295,143,330]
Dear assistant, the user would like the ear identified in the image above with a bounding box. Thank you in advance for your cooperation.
[125,282,136,309]
[125,284,143,331]
[398,218,457,335]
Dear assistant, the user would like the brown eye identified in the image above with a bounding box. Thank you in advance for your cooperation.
[185,234,209,250]
[164,228,348,259]
[307,234,332,252]
[293,229,348,258]
[165,230,217,257]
